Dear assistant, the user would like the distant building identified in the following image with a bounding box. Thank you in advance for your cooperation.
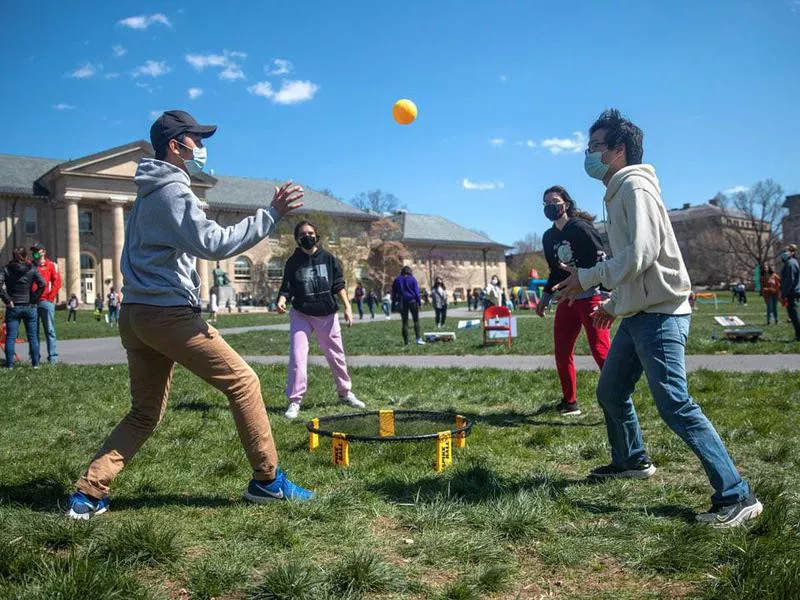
[782,194,800,247]
[0,141,509,306]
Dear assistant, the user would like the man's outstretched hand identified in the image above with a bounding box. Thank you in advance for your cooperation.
[271,181,304,216]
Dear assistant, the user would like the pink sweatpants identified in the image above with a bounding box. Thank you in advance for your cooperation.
[286,309,352,402]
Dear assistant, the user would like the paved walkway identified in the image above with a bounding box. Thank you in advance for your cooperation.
[33,307,800,372]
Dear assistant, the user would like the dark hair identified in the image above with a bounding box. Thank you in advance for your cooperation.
[401,265,412,276]
[589,108,644,165]
[543,185,595,222]
[12,247,28,263]
[154,133,186,161]
[435,277,445,289]
[294,220,319,241]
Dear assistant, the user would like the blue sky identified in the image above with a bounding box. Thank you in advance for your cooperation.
[2,0,799,246]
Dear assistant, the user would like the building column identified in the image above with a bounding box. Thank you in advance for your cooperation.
[197,258,209,305]
[66,199,81,300]
[110,202,125,290]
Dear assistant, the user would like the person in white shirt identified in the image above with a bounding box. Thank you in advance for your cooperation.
[555,108,761,528]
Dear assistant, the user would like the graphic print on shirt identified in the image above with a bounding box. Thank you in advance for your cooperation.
[555,241,575,267]
[298,263,329,296]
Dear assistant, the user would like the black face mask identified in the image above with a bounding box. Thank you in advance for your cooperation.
[298,235,316,250]
[544,204,566,221]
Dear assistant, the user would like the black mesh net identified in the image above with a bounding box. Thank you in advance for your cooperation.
[307,410,472,442]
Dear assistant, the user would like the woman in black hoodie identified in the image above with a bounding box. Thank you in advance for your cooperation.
[0,247,45,368]
[277,221,365,419]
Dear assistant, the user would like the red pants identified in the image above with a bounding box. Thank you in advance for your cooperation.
[554,296,610,403]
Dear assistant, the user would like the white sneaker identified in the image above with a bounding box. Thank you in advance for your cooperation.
[284,402,301,420]
[416,338,426,345]
[338,391,365,409]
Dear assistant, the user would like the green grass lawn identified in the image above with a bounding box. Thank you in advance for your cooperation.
[10,310,290,341]
[1,364,798,599]
[226,301,800,357]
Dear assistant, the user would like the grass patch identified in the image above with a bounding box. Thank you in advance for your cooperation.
[0,363,798,598]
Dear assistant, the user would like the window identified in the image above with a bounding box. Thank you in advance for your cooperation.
[234,256,252,281]
[79,210,93,233]
[23,206,37,234]
[80,253,95,270]
[328,228,339,245]
[267,257,284,279]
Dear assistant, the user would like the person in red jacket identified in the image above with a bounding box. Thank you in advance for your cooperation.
[31,243,62,364]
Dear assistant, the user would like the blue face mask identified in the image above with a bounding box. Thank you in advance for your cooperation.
[177,142,208,176]
[584,151,609,180]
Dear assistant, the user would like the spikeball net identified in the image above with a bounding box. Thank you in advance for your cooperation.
[306,410,473,472]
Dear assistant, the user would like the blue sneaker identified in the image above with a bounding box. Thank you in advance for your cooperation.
[243,467,314,503]
[66,491,109,520]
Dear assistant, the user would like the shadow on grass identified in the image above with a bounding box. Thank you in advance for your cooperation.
[113,494,239,511]
[571,500,696,522]
[0,477,70,512]
[464,408,604,429]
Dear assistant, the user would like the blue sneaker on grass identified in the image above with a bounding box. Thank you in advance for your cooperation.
[66,491,110,520]
[243,467,314,503]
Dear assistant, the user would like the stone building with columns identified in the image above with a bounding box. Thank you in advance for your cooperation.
[0,141,509,306]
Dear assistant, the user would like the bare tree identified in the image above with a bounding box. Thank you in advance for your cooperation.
[513,232,543,254]
[365,219,408,294]
[244,261,276,305]
[351,189,403,214]
[718,180,786,278]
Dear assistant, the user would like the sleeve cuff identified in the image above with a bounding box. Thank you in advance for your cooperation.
[603,295,617,316]
[578,267,601,290]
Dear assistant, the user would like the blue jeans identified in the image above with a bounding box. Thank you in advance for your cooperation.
[765,296,779,325]
[37,300,57,362]
[5,306,40,368]
[596,312,750,506]
[108,305,119,325]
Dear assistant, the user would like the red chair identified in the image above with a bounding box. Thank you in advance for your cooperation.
[483,305,512,347]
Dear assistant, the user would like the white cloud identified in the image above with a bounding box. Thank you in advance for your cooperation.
[112,44,127,57]
[53,103,75,110]
[500,74,508,83]
[149,110,163,121]
[724,185,749,195]
[68,62,102,78]
[188,87,203,99]
[541,131,586,155]
[186,51,247,80]
[489,138,505,147]
[248,79,319,105]
[105,72,120,79]
[462,178,504,191]
[268,58,293,75]
[118,13,172,30]
[526,139,536,148]
[132,60,170,77]
[136,82,154,93]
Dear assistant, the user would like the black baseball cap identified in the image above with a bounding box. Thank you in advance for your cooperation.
[150,110,217,156]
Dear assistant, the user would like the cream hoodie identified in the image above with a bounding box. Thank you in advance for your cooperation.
[577,164,691,317]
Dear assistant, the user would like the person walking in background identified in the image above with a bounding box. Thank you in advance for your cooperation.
[554,108,761,527]
[366,289,377,320]
[209,290,219,323]
[31,243,61,364]
[93,295,103,321]
[106,287,120,326]
[736,281,747,305]
[537,185,610,417]
[392,265,424,346]
[381,291,392,319]
[762,266,781,325]
[277,220,365,420]
[779,248,800,341]
[431,277,448,328]
[67,109,314,520]
[484,275,501,308]
[67,294,79,322]
[0,247,45,368]
[353,281,365,320]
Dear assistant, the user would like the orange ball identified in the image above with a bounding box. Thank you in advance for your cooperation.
[392,99,417,125]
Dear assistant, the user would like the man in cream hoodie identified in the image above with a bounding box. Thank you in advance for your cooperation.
[67,110,314,519]
[555,109,761,528]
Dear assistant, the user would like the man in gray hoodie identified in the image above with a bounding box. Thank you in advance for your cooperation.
[68,110,312,519]
[555,109,761,528]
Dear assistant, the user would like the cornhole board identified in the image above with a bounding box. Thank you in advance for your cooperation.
[457,319,481,329]
[424,331,456,342]
[713,316,763,342]
[486,316,518,339]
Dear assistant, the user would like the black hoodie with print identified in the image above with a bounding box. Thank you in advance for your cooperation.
[278,247,345,316]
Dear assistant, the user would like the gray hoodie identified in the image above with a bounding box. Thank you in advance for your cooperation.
[121,158,280,308]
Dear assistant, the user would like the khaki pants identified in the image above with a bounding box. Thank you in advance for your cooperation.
[77,304,278,498]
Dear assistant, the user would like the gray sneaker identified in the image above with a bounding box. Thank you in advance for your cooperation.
[338,391,365,409]
[696,495,763,528]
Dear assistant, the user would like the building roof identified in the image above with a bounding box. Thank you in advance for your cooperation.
[400,213,510,248]
[206,174,371,218]
[0,153,63,196]
[667,201,748,222]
